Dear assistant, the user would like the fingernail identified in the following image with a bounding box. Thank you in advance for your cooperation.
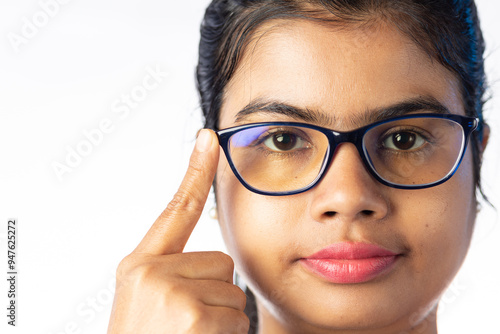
[195,129,212,152]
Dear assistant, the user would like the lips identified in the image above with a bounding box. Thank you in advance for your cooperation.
[300,242,400,284]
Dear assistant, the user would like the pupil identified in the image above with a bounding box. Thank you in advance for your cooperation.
[274,133,296,151]
[393,133,415,150]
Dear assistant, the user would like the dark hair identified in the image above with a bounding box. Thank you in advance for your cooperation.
[196,1,487,330]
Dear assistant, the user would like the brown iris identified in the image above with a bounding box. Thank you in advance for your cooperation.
[273,133,297,151]
[392,132,416,150]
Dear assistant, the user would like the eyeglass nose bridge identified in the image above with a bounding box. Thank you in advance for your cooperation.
[320,127,375,182]
[326,127,366,150]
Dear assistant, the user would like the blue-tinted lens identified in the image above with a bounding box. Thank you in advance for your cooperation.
[228,125,329,192]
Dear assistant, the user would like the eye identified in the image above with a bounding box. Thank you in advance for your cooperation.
[262,131,309,152]
[382,131,426,151]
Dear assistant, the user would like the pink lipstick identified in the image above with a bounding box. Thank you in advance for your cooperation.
[300,242,400,284]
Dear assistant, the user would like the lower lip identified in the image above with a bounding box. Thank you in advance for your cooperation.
[300,256,399,284]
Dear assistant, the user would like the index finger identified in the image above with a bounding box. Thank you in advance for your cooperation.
[134,129,219,255]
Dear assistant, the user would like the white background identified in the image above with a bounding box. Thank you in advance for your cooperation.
[0,1,499,333]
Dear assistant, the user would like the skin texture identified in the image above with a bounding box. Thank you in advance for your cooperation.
[215,19,480,334]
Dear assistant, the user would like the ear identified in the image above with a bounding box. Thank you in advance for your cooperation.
[480,123,490,156]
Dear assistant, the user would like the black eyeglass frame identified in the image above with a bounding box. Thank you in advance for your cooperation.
[216,113,479,196]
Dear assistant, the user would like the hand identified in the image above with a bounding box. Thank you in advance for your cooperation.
[108,129,249,334]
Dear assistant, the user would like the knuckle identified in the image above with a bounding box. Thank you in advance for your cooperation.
[214,251,234,270]
[224,284,247,311]
[116,253,139,281]
[208,251,234,281]
[165,188,202,217]
[129,263,156,286]
[162,153,214,218]
[235,313,251,334]
[234,287,248,311]
[183,302,209,330]
[117,255,161,288]
[188,154,208,177]
[161,278,183,296]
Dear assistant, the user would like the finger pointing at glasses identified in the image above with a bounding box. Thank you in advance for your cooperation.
[108,129,250,334]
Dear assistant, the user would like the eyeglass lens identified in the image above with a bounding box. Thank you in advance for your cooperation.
[226,117,466,193]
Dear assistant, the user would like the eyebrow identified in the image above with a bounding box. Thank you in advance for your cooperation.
[234,97,451,128]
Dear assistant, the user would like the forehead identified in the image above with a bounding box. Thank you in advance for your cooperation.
[219,19,463,129]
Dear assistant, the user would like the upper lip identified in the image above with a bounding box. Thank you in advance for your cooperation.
[303,242,399,260]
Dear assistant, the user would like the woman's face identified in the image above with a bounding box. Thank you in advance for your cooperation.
[215,19,477,333]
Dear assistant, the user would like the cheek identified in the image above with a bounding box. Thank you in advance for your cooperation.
[397,150,476,293]
[215,157,307,286]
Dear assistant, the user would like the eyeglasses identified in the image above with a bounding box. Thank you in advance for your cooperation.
[216,113,479,196]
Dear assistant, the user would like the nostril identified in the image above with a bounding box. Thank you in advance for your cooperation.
[361,210,375,216]
[323,210,374,219]
[324,211,336,217]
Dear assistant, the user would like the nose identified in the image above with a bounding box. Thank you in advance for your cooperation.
[309,143,389,223]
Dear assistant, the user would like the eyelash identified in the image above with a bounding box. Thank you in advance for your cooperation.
[253,129,311,156]
[375,127,435,160]
[380,127,432,145]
